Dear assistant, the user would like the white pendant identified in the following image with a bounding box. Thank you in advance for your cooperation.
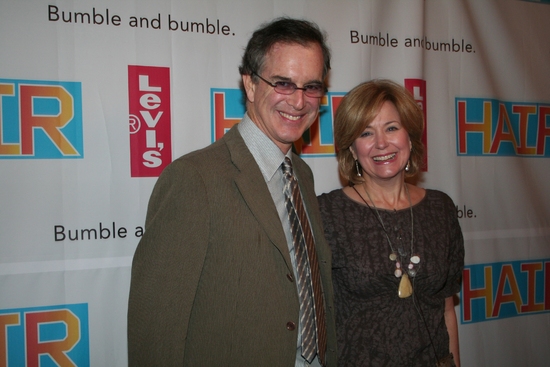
[410,255,420,264]
[398,273,413,298]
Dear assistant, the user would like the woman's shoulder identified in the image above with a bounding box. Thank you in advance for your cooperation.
[317,188,345,204]
[424,188,455,203]
[421,189,458,214]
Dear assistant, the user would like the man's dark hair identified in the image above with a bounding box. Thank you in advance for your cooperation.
[239,17,331,80]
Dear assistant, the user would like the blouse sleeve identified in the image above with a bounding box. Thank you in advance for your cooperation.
[442,193,465,298]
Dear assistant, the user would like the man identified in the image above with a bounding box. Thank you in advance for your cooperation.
[127,17,336,367]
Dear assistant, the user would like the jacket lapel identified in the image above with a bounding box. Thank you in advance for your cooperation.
[224,126,293,270]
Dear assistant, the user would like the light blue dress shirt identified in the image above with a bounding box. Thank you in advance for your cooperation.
[238,114,321,367]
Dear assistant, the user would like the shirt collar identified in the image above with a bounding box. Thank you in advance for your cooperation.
[238,113,291,182]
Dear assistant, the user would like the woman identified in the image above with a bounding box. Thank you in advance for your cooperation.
[318,79,464,366]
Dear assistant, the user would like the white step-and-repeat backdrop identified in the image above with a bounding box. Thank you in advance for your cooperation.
[1,0,549,365]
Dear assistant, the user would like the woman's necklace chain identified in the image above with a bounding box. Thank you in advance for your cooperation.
[352,183,421,298]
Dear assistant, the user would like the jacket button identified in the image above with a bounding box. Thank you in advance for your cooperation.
[286,273,294,282]
[286,321,296,331]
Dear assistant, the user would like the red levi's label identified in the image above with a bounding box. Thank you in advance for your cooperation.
[128,65,172,177]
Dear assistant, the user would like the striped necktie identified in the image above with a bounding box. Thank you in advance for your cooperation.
[282,157,327,365]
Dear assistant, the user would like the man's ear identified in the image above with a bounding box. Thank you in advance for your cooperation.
[242,74,256,103]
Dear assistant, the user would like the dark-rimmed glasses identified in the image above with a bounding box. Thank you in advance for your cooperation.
[252,72,325,98]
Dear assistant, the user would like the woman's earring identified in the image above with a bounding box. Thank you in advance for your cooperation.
[355,160,362,177]
[405,160,411,172]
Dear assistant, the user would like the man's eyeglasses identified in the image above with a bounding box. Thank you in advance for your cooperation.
[252,72,325,98]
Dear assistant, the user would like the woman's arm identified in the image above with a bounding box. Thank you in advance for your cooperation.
[444,296,460,367]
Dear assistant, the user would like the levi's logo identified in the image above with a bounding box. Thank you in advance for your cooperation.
[128,66,172,177]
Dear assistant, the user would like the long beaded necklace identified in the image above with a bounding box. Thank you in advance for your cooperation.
[352,183,421,298]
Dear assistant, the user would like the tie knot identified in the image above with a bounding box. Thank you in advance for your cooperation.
[282,157,294,178]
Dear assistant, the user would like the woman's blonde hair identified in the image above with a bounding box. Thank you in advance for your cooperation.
[334,79,425,185]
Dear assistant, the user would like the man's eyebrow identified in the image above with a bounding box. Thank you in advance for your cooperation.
[270,74,323,85]
[269,74,292,82]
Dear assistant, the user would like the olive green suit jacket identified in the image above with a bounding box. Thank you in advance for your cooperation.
[127,124,337,366]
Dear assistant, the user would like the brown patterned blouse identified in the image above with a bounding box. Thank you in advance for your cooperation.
[318,188,464,366]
